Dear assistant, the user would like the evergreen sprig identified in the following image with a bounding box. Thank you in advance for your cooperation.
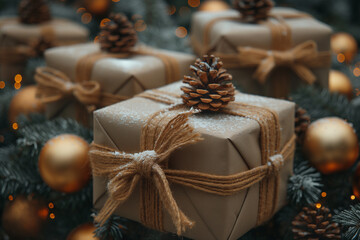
[334,204,360,240]
[287,161,322,206]
[94,215,125,240]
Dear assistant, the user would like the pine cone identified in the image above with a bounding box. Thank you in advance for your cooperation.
[233,0,274,23]
[181,55,235,111]
[99,13,137,53]
[18,0,51,24]
[292,204,341,240]
[295,105,310,145]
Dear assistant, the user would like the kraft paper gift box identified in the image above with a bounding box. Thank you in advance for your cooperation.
[35,43,195,125]
[91,81,296,240]
[0,18,89,83]
[191,7,333,98]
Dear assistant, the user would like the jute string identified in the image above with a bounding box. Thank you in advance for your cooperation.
[194,12,331,98]
[89,90,296,235]
[35,46,181,123]
[0,19,73,64]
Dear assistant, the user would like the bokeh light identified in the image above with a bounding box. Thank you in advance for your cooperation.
[337,53,345,63]
[176,27,188,38]
[134,20,147,32]
[100,18,111,27]
[353,67,360,77]
[0,81,5,89]
[188,0,200,8]
[12,123,18,130]
[315,203,321,209]
[14,74,22,83]
[81,13,92,24]
[168,5,176,15]
[14,82,21,90]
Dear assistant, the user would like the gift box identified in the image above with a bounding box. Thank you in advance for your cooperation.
[0,17,89,83]
[90,80,296,240]
[35,43,195,125]
[191,7,333,98]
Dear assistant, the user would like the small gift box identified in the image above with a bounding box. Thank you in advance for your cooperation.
[35,14,195,125]
[190,6,332,98]
[90,56,296,240]
[0,0,89,83]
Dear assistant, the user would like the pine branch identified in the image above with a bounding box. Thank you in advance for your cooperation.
[94,215,125,240]
[287,161,322,206]
[333,204,360,240]
[291,86,360,133]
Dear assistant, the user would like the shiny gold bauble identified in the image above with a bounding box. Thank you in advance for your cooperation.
[67,223,99,240]
[199,0,230,12]
[8,85,45,124]
[84,0,110,15]
[38,134,91,193]
[329,70,353,100]
[2,195,48,240]
[331,32,358,63]
[352,163,360,198]
[303,117,359,174]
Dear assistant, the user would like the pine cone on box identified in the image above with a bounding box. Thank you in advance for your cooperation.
[19,0,51,24]
[99,13,137,53]
[233,0,274,23]
[181,55,235,111]
[292,204,341,240]
[295,105,310,145]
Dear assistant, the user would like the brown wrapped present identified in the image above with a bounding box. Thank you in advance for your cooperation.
[0,17,89,83]
[35,43,195,125]
[90,79,296,239]
[191,7,332,98]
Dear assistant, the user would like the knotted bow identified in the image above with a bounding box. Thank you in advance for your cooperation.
[90,96,297,235]
[35,67,127,112]
[91,108,203,235]
[233,40,331,84]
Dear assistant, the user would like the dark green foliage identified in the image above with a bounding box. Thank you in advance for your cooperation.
[287,160,322,206]
[334,204,360,240]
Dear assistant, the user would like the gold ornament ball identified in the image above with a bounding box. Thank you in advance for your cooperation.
[303,117,359,174]
[39,134,91,193]
[84,0,110,15]
[199,0,230,12]
[8,85,45,124]
[329,70,353,100]
[331,32,358,63]
[67,223,99,240]
[2,196,48,240]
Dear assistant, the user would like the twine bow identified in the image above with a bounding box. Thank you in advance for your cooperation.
[90,95,297,235]
[234,40,331,84]
[91,108,203,235]
[35,67,126,112]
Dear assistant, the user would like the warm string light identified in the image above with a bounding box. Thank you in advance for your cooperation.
[100,18,111,27]
[8,195,13,201]
[188,0,200,8]
[321,192,327,198]
[14,74,22,90]
[12,123,18,130]
[351,195,356,200]
[175,27,188,38]
[315,203,322,209]
[0,81,5,89]
[81,13,92,24]
[168,5,176,15]
[337,53,345,63]
[49,213,55,219]
[354,67,360,77]
[48,202,54,209]
[134,20,147,32]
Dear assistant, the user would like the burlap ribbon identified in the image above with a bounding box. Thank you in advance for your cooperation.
[89,90,296,235]
[0,20,57,64]
[35,67,127,112]
[218,40,331,84]
[35,46,182,123]
[194,11,331,98]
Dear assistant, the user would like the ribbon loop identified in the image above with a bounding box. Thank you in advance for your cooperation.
[35,67,127,113]
[236,40,329,84]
